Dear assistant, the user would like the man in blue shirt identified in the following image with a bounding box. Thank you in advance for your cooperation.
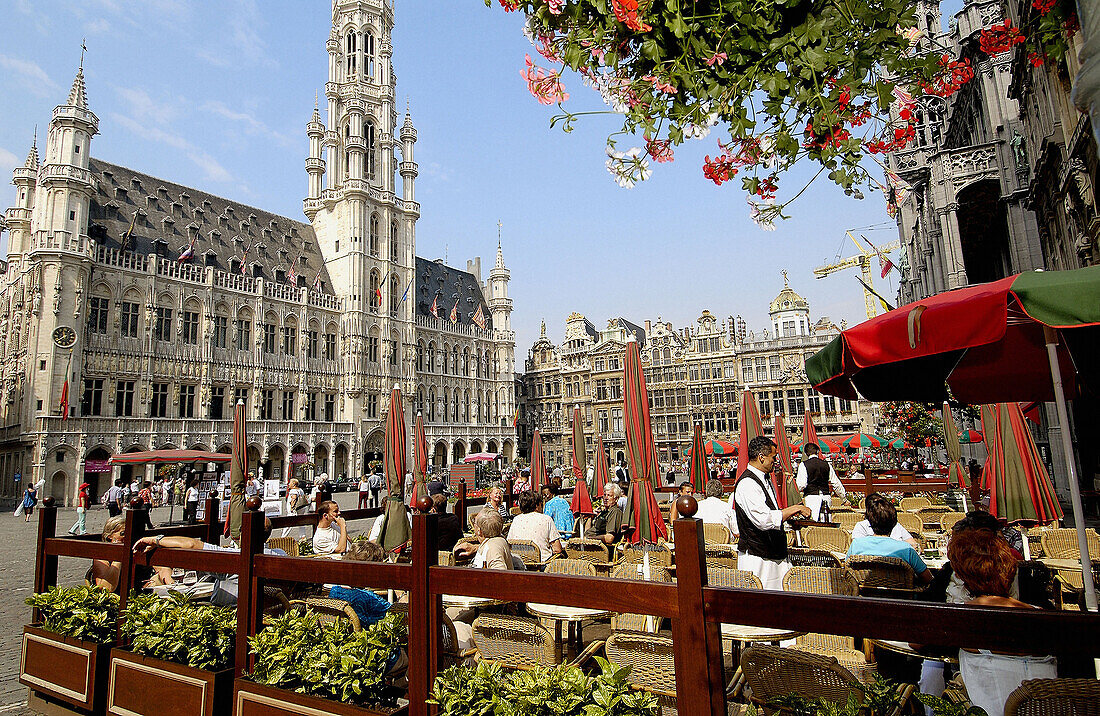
[540,484,575,537]
[847,494,933,584]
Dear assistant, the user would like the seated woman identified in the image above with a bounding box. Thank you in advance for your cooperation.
[86,516,126,592]
[454,508,516,570]
[327,540,392,627]
[950,528,1056,716]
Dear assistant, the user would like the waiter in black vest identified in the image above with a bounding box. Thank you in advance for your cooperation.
[796,443,846,520]
[733,437,811,590]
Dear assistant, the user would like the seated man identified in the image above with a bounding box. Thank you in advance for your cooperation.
[540,483,575,537]
[585,483,625,556]
[313,500,348,555]
[693,479,738,540]
[847,496,933,584]
[669,481,695,521]
[851,493,919,549]
[454,508,515,570]
[430,491,463,552]
[508,490,563,562]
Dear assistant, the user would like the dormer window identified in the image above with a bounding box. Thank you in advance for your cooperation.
[153,239,169,257]
[230,259,242,274]
[251,264,263,278]
[204,251,217,267]
[275,269,286,283]
[130,177,142,189]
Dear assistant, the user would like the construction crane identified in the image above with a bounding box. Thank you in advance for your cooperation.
[813,232,901,319]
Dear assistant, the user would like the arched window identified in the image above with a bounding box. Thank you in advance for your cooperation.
[441,391,448,423]
[364,31,376,79]
[345,30,357,76]
[428,388,436,422]
[452,346,459,375]
[416,341,425,372]
[369,213,379,256]
[442,343,450,374]
[390,221,399,262]
[369,269,381,312]
[462,347,470,377]
[427,341,436,372]
[390,274,400,315]
[365,120,377,180]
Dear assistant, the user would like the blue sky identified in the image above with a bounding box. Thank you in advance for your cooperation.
[0,0,912,355]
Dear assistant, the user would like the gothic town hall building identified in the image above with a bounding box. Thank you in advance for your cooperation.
[0,1,517,505]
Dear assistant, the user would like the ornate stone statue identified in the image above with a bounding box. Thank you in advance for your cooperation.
[1010,130,1028,169]
[1071,158,1095,211]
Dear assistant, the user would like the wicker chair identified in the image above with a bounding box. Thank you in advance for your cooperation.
[703,522,732,545]
[296,596,362,631]
[1040,528,1100,560]
[831,512,863,532]
[265,536,299,556]
[544,558,598,577]
[564,537,612,564]
[917,506,951,530]
[801,526,851,553]
[1004,678,1100,716]
[610,563,672,632]
[938,511,967,533]
[782,567,875,683]
[896,511,923,538]
[706,567,762,590]
[740,645,911,715]
[261,586,291,623]
[846,555,923,598]
[622,543,674,568]
[704,543,738,568]
[437,550,456,567]
[899,496,932,511]
[787,548,842,569]
[507,539,544,568]
[605,631,677,715]
[471,614,602,670]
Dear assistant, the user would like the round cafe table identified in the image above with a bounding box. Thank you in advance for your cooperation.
[868,638,958,665]
[721,623,805,672]
[527,603,612,661]
[442,594,507,611]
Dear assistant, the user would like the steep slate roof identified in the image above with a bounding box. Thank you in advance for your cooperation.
[610,317,647,347]
[86,158,333,292]
[414,256,491,330]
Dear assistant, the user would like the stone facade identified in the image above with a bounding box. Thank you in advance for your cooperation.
[518,283,872,470]
[0,0,516,505]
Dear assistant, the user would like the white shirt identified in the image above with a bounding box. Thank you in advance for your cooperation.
[507,511,561,561]
[313,523,343,554]
[695,496,738,539]
[852,520,912,542]
[795,456,846,498]
[731,465,783,532]
[185,487,199,503]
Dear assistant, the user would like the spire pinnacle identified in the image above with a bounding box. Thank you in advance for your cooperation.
[24,129,40,170]
[80,38,87,69]
[67,66,88,109]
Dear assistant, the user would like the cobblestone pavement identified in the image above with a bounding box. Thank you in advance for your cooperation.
[1,492,379,715]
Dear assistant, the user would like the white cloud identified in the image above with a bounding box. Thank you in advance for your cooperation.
[114,86,177,125]
[0,147,19,176]
[0,54,59,96]
[85,18,111,34]
[201,100,292,147]
[425,162,452,182]
[196,0,275,69]
[109,112,233,184]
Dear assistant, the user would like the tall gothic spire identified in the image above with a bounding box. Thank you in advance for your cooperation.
[67,67,88,109]
[24,128,39,169]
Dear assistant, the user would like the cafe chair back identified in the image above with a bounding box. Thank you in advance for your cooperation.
[471,614,603,671]
[899,496,932,512]
[787,548,843,569]
[543,558,598,577]
[264,537,299,557]
[896,512,924,538]
[705,567,762,590]
[1004,678,1100,716]
[938,511,967,533]
[564,537,612,564]
[1040,528,1100,560]
[605,631,677,715]
[507,539,543,567]
[702,522,731,545]
[801,526,852,553]
[704,543,738,569]
[831,512,863,532]
[845,556,922,599]
[622,543,673,568]
[295,596,362,632]
[610,563,672,632]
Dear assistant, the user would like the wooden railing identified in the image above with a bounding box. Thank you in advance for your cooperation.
[29,496,1100,716]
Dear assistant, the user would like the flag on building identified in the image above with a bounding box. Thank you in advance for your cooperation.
[288,254,301,286]
[449,300,458,324]
[892,84,915,109]
[860,234,896,278]
[429,295,439,318]
[178,237,195,263]
[59,380,69,420]
[311,270,322,291]
[375,286,382,306]
[512,408,518,427]
[121,214,137,252]
[472,304,486,330]
[401,278,411,302]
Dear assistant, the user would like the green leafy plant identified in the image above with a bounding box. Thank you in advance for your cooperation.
[429,656,659,716]
[248,609,406,708]
[767,674,909,715]
[916,693,988,716]
[26,586,119,644]
[120,592,235,671]
[297,539,315,556]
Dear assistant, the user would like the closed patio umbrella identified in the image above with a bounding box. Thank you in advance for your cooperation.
[688,423,707,493]
[622,338,667,543]
[942,402,969,489]
[592,432,611,497]
[775,413,801,509]
[226,400,248,541]
[530,429,545,493]
[408,411,428,508]
[987,402,1063,525]
[378,386,410,552]
[736,390,765,478]
[571,407,587,487]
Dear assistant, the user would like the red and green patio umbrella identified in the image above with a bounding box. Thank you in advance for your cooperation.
[570,471,595,517]
[682,439,737,456]
[570,407,587,486]
[529,429,545,493]
[592,432,611,497]
[986,402,1063,525]
[408,411,428,508]
[736,390,765,476]
[801,437,842,453]
[840,431,886,450]
[980,404,1000,491]
[688,423,707,493]
[379,386,410,552]
[942,402,969,489]
[801,411,819,451]
[226,399,248,541]
[958,429,984,444]
[886,437,909,450]
[622,338,667,543]
[774,414,801,509]
[806,266,1100,609]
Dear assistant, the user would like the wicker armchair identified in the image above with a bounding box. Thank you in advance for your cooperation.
[846,555,923,599]
[900,496,932,511]
[605,631,677,716]
[917,506,951,530]
[544,558,598,577]
[294,596,362,631]
[265,536,299,556]
[507,539,545,568]
[783,567,860,597]
[704,543,738,568]
[703,522,732,545]
[1004,678,1100,716]
[831,512,863,532]
[437,550,456,567]
[896,512,923,538]
[1040,528,1100,560]
[707,567,762,590]
[622,544,674,568]
[739,645,911,715]
[801,526,851,553]
[938,511,967,533]
[564,537,612,564]
[610,563,672,632]
[782,567,874,683]
[471,614,603,670]
[787,548,842,569]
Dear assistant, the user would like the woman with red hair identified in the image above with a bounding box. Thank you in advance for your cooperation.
[949,528,1056,716]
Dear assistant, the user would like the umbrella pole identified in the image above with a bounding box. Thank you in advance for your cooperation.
[1043,327,1097,613]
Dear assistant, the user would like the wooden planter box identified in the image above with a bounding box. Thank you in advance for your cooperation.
[108,650,233,716]
[20,625,111,713]
[233,679,407,716]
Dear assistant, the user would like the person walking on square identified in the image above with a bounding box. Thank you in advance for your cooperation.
[69,482,91,535]
[21,483,38,522]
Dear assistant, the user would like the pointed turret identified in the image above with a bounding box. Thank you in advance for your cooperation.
[304,94,327,207]
[67,67,88,109]
[400,106,418,202]
[24,136,39,171]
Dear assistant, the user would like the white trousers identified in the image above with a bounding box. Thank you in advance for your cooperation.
[737,552,791,591]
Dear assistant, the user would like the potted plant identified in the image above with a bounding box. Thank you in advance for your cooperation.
[235,609,407,716]
[429,658,660,716]
[108,592,236,716]
[22,585,119,713]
